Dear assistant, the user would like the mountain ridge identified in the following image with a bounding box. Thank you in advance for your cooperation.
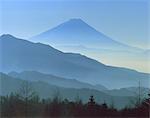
[0,72,135,109]
[31,19,142,51]
[8,71,107,91]
[29,19,149,73]
[0,34,149,89]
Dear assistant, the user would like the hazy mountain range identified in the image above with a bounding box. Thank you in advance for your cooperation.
[31,19,139,51]
[0,34,149,89]
[8,71,107,91]
[0,72,140,109]
[7,71,149,97]
[0,32,149,109]
[30,19,149,72]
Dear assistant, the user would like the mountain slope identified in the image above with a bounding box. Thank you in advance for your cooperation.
[8,71,107,91]
[0,72,134,109]
[30,19,150,73]
[104,87,150,97]
[31,19,140,51]
[0,34,149,89]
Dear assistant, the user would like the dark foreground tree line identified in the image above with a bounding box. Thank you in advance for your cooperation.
[0,93,149,118]
[0,81,150,118]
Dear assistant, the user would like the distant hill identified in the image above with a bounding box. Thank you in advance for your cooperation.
[0,72,134,109]
[30,19,149,73]
[31,19,139,51]
[0,34,149,89]
[8,71,107,91]
[8,71,149,97]
[104,87,150,97]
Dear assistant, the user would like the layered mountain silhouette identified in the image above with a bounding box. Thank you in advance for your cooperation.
[31,18,140,51]
[30,19,149,73]
[8,71,107,91]
[8,71,149,97]
[0,72,135,109]
[0,35,149,88]
[0,34,149,89]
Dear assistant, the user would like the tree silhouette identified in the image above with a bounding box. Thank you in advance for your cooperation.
[87,95,98,116]
[1,91,150,117]
[18,81,36,101]
[88,95,95,106]
[17,81,36,117]
[130,81,146,108]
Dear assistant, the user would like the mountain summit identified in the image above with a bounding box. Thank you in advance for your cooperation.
[1,34,16,39]
[31,19,134,50]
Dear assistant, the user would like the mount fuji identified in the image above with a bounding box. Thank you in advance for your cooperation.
[31,19,139,51]
[30,19,148,72]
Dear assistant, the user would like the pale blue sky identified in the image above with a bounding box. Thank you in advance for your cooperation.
[0,0,149,49]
